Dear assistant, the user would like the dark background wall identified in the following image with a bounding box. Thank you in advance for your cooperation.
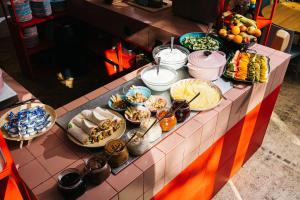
[0,6,10,39]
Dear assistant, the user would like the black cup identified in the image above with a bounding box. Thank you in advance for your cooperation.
[57,168,86,199]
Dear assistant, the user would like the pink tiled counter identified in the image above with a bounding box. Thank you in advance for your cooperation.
[2,44,291,200]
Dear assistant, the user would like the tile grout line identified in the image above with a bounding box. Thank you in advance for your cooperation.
[228,179,243,200]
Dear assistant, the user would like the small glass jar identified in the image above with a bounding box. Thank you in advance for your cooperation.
[140,117,162,142]
[156,108,177,132]
[104,139,129,168]
[125,128,150,156]
[171,100,191,123]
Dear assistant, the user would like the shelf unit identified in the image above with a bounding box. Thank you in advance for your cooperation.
[0,0,66,78]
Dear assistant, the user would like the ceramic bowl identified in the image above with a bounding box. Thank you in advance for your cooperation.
[125,86,151,106]
[144,95,168,113]
[84,155,111,185]
[179,32,224,51]
[152,44,189,70]
[187,50,227,81]
[124,106,151,125]
[108,94,127,112]
[57,168,86,199]
[141,65,178,92]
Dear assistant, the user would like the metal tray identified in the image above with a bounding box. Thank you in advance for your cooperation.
[223,51,271,84]
[56,68,233,175]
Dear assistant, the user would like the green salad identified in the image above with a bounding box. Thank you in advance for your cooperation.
[183,36,220,51]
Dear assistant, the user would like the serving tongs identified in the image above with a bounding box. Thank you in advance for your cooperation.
[170,36,174,52]
[156,57,161,75]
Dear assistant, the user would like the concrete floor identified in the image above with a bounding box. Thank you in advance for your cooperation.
[1,36,300,200]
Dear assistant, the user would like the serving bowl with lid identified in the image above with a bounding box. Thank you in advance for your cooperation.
[187,50,226,81]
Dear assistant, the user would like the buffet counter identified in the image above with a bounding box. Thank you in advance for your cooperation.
[2,44,290,200]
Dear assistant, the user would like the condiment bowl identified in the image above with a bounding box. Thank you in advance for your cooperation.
[171,100,191,123]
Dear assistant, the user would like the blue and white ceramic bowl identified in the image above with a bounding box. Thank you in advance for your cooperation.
[125,86,151,106]
[108,94,127,112]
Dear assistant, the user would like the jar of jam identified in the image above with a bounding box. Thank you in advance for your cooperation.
[156,108,177,132]
[171,100,191,123]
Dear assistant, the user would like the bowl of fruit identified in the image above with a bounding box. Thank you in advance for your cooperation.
[218,14,261,51]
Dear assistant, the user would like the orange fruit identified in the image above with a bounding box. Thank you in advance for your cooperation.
[243,36,250,43]
[219,29,227,37]
[254,29,262,37]
[240,25,247,32]
[231,26,241,35]
[233,35,243,44]
[227,34,235,41]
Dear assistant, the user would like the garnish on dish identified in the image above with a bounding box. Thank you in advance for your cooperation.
[183,36,220,51]
[124,106,151,124]
[127,92,147,104]
[145,95,167,112]
[125,85,151,106]
[109,94,127,110]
